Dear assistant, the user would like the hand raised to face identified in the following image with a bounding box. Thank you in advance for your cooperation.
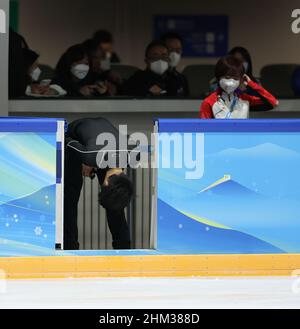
[243,74,251,86]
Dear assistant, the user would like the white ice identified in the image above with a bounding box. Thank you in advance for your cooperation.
[0,277,300,309]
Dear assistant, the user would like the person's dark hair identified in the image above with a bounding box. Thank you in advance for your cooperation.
[229,46,255,80]
[99,173,134,211]
[23,48,39,71]
[22,48,39,85]
[82,38,98,54]
[55,44,87,81]
[145,40,168,58]
[93,30,113,44]
[215,55,245,81]
[161,32,183,44]
[82,38,101,65]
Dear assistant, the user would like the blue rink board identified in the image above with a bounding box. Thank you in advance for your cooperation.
[2,119,300,257]
[0,118,64,257]
[156,119,300,255]
[0,117,65,132]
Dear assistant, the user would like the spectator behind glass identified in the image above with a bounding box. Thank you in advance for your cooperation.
[93,30,121,68]
[161,32,189,97]
[53,44,104,97]
[124,40,185,97]
[9,28,29,98]
[292,67,300,97]
[210,47,261,96]
[83,39,121,96]
[200,56,278,119]
[23,48,63,97]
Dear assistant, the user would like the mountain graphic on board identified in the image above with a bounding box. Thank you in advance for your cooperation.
[2,184,56,214]
[198,175,263,199]
[0,184,56,256]
[157,198,285,254]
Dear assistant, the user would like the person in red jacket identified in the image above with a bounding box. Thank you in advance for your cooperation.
[200,56,278,119]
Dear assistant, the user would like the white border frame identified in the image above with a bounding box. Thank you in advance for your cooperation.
[55,120,65,249]
[149,121,158,249]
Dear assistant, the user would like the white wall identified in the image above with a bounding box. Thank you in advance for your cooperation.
[0,0,9,116]
[18,0,300,76]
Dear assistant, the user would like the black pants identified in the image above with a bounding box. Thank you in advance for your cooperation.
[63,148,131,250]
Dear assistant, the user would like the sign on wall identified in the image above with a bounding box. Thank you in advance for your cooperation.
[154,15,229,57]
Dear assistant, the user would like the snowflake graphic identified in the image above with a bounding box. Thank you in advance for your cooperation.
[34,226,43,236]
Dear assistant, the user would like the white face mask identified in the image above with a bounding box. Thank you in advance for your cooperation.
[219,78,240,94]
[100,52,111,71]
[169,52,181,68]
[71,64,89,80]
[30,67,41,81]
[243,62,249,72]
[150,60,169,75]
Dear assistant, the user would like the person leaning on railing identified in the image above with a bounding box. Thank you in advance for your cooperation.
[64,117,136,250]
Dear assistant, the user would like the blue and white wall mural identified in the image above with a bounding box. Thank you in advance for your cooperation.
[0,118,64,257]
[157,120,300,254]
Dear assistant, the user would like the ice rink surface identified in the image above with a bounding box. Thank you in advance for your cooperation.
[0,277,300,309]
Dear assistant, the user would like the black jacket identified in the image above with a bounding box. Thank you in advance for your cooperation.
[123,69,188,97]
[66,117,139,169]
[85,70,122,96]
[9,28,29,98]
[52,75,89,97]
[166,68,190,97]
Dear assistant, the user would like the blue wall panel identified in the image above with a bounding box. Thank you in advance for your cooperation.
[0,118,62,256]
[157,119,300,254]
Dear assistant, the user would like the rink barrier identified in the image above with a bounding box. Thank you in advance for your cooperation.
[0,254,300,279]
[1,119,300,279]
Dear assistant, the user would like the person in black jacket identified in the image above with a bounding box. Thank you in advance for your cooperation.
[9,28,29,98]
[22,48,57,96]
[93,30,121,64]
[161,32,189,97]
[64,117,137,250]
[82,39,121,96]
[53,44,103,97]
[123,40,187,97]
